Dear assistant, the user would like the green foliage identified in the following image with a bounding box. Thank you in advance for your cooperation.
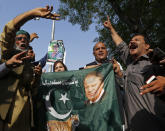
[57,0,165,52]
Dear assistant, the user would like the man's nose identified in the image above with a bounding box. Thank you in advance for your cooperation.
[129,41,134,45]
[88,87,93,92]
[21,38,26,42]
[130,40,135,43]
[99,48,103,51]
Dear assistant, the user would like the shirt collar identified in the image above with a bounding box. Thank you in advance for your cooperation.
[95,58,109,64]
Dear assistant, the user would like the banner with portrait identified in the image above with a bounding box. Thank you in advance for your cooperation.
[38,63,123,131]
[47,40,65,63]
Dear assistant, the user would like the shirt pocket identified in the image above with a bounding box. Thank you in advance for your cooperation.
[131,64,154,84]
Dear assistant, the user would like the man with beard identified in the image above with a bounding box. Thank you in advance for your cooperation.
[0,5,60,131]
[103,16,165,131]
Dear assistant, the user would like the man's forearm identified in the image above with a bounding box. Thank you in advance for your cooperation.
[13,9,36,29]
[108,26,123,47]
[0,9,36,48]
[104,16,123,47]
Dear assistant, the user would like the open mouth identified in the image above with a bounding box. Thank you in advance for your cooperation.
[20,43,27,49]
[129,44,138,49]
[20,43,26,47]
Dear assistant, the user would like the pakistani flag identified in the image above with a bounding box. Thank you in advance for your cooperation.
[38,63,123,131]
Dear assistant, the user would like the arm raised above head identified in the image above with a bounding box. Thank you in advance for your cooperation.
[103,16,123,46]
[13,5,60,29]
[0,6,60,50]
[30,33,39,43]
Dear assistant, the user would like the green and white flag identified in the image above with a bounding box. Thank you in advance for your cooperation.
[39,63,123,131]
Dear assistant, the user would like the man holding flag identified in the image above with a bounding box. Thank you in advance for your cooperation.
[39,63,123,131]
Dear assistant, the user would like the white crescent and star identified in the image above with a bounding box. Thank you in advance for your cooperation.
[45,89,72,120]
[59,93,70,104]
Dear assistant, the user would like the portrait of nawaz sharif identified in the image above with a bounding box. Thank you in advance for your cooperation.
[83,71,105,104]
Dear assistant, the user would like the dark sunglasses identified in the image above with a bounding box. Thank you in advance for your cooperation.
[15,37,29,42]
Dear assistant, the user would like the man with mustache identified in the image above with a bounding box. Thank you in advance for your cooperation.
[0,6,60,131]
[15,30,30,51]
[86,42,109,66]
[104,16,165,131]
[85,41,123,78]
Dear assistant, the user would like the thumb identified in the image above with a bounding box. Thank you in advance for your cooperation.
[112,57,117,64]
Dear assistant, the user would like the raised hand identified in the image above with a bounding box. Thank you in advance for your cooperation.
[103,15,123,46]
[32,5,60,20]
[30,33,39,42]
[84,64,100,69]
[160,58,165,64]
[111,58,123,77]
[6,51,30,68]
[33,63,42,76]
[140,76,165,96]
[103,15,112,29]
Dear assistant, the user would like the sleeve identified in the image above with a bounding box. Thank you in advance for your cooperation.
[0,63,10,79]
[33,53,48,68]
[116,41,131,65]
[39,53,48,68]
[115,73,124,90]
[0,20,19,50]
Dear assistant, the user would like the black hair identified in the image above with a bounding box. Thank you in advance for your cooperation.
[131,33,150,44]
[53,60,68,72]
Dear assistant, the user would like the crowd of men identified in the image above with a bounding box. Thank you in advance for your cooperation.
[0,5,165,131]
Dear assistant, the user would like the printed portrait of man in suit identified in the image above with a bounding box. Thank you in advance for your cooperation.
[83,71,104,104]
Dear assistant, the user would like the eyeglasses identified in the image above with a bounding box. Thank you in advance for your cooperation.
[15,37,29,42]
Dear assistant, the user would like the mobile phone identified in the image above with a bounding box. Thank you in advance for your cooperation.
[146,75,156,84]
